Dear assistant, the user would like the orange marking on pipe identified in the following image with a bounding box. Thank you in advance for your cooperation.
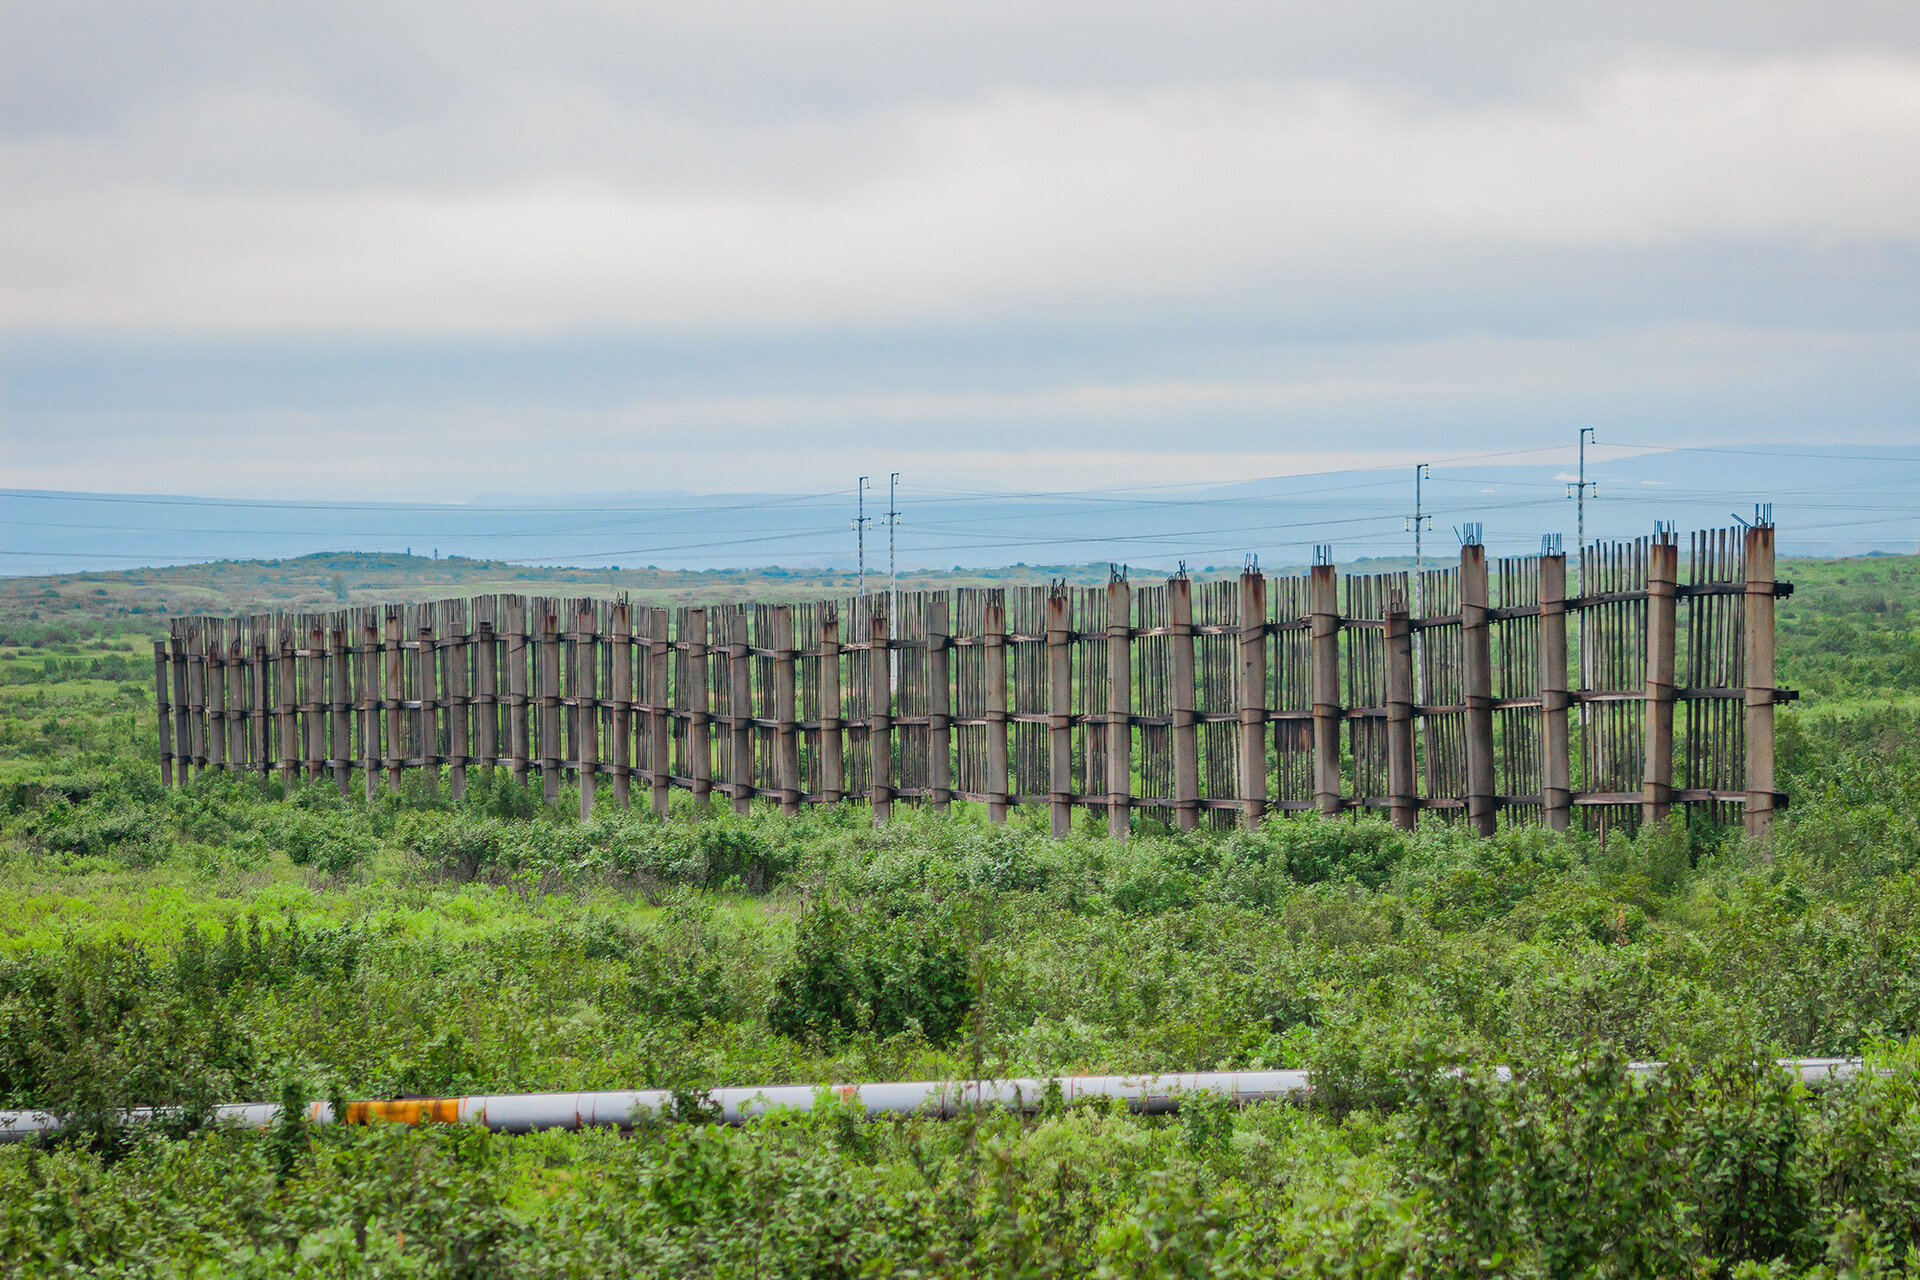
[341,1098,466,1126]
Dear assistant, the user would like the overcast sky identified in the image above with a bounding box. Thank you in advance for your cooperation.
[3,1,1919,501]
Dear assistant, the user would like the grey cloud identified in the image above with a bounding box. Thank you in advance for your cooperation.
[11,60,1920,333]
[3,0,1919,503]
[9,3,1920,177]
[6,322,1917,500]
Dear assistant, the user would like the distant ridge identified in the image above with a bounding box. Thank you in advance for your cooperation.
[4,444,1915,574]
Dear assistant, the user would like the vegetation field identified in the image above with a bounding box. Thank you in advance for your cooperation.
[0,553,1917,1276]
[0,545,1476,650]
[0,552,1121,644]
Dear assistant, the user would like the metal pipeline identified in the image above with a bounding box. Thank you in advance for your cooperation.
[0,1059,1869,1143]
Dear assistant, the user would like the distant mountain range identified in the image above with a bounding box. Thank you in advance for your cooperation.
[5,444,1915,574]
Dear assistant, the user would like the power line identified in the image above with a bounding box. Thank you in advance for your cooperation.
[0,488,853,516]
[896,442,1594,502]
[6,440,1917,574]
[1405,463,1431,613]
[854,477,871,601]
[504,524,855,562]
[1603,443,1920,465]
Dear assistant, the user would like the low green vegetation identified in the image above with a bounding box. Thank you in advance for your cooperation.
[0,554,1917,1275]
[1777,554,1920,704]
[0,552,1120,648]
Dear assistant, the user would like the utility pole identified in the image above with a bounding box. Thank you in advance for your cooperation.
[887,473,900,615]
[1566,429,1597,592]
[887,472,900,691]
[854,476,871,600]
[1405,463,1432,614]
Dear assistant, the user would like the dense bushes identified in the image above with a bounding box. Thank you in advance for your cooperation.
[623,907,742,1026]
[0,916,364,1134]
[0,942,250,1146]
[6,680,1920,1271]
[12,728,1920,1111]
[396,801,794,890]
[6,1054,1920,1276]
[767,899,974,1048]
[0,653,146,687]
[1386,1045,1920,1276]
[406,813,510,881]
[271,807,376,877]
[1405,1050,1818,1275]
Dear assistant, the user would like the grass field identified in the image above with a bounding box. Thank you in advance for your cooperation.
[0,552,1918,1275]
[0,552,1122,649]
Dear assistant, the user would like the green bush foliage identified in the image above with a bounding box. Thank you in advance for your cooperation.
[2,1056,1920,1276]
[0,567,1915,1273]
[767,898,974,1048]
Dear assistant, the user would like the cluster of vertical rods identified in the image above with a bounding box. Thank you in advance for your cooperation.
[155,526,1786,839]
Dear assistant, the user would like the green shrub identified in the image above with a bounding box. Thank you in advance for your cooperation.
[1504,878,1650,945]
[1110,860,1197,915]
[1629,816,1695,896]
[1403,1048,1822,1276]
[21,798,164,867]
[628,934,738,1025]
[1408,825,1579,931]
[1279,818,1409,889]
[392,1028,482,1097]
[170,915,363,996]
[1818,1051,1920,1257]
[0,943,251,1143]
[280,817,372,877]
[405,813,508,882]
[1676,1058,1816,1266]
[693,815,773,891]
[460,765,544,822]
[767,900,973,1048]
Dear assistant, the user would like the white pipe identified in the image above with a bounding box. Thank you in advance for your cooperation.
[0,1059,1867,1143]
